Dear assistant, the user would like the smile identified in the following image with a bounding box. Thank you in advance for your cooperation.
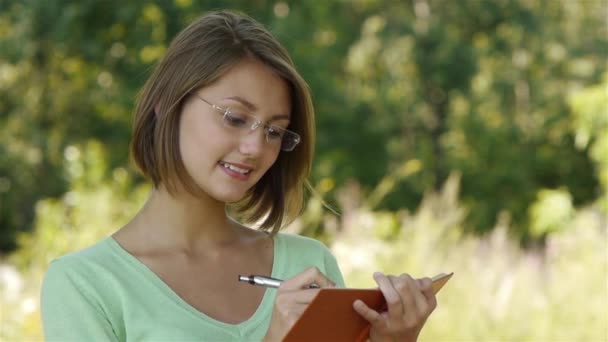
[219,161,252,175]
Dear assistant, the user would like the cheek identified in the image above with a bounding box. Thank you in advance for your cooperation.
[179,120,200,163]
[179,118,217,169]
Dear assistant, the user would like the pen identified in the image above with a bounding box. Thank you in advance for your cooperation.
[238,275,320,289]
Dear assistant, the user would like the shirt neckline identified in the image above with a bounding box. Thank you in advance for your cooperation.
[104,233,284,332]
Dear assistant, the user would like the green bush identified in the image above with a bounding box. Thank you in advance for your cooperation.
[1,141,148,341]
[1,154,606,341]
[327,174,607,341]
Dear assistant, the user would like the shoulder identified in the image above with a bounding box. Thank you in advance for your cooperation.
[44,237,118,286]
[41,238,125,341]
[275,232,332,253]
[49,237,114,265]
[42,237,129,322]
[274,232,336,263]
[273,232,345,287]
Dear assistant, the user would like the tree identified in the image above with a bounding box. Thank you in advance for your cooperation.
[330,0,606,237]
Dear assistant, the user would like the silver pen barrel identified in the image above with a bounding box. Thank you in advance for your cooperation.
[238,275,282,288]
[252,276,282,288]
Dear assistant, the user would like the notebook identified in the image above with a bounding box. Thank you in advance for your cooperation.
[283,272,453,342]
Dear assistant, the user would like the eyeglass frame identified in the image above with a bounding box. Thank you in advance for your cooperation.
[193,94,301,152]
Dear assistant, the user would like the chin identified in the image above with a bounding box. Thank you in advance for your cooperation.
[211,190,249,204]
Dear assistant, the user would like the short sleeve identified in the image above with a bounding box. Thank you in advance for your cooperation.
[41,260,117,341]
[323,246,346,288]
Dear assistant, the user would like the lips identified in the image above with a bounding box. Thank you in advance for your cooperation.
[219,161,253,175]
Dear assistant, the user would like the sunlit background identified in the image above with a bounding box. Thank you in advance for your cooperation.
[1,0,606,340]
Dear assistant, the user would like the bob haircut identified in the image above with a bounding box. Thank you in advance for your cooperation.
[130,10,315,236]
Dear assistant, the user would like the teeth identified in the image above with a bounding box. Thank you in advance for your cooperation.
[221,162,251,174]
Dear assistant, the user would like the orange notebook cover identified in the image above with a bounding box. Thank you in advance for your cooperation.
[283,272,453,342]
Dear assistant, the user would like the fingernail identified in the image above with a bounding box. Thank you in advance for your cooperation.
[373,271,383,278]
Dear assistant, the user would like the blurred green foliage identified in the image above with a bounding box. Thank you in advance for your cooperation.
[1,1,607,339]
[330,174,606,341]
[2,141,148,340]
[1,0,607,251]
[3,163,606,340]
[569,72,608,214]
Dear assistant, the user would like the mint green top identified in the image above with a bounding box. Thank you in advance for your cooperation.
[41,233,345,341]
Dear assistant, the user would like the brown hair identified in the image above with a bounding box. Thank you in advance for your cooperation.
[130,10,315,235]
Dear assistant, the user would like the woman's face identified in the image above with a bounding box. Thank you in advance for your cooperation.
[178,57,291,203]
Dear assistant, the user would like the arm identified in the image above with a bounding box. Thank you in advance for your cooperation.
[41,260,118,341]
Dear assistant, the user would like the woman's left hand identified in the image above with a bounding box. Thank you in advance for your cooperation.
[353,272,437,342]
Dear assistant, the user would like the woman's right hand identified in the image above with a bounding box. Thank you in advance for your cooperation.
[263,267,336,342]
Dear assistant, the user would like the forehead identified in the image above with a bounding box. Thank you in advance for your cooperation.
[202,57,292,117]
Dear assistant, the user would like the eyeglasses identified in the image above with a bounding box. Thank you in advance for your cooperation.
[195,95,301,152]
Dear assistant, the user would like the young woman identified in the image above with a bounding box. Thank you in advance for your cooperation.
[41,10,437,341]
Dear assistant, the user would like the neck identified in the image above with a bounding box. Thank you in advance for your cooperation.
[130,184,242,252]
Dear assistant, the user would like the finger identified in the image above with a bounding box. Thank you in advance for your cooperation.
[374,272,404,317]
[387,274,419,329]
[417,277,432,294]
[280,267,336,290]
[393,274,418,313]
[353,299,382,325]
[400,275,429,316]
[418,277,437,313]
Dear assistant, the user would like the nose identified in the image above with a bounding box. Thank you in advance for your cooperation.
[238,127,266,157]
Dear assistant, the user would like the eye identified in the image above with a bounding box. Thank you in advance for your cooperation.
[223,111,249,128]
[265,126,284,140]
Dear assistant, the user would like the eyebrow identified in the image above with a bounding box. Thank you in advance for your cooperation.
[224,96,290,121]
